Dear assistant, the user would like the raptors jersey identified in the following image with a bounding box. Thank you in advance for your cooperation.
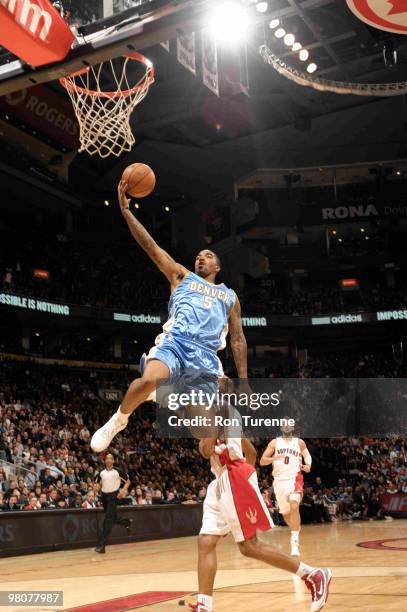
[272,437,302,481]
[163,272,235,352]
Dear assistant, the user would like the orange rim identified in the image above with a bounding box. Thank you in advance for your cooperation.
[59,52,154,98]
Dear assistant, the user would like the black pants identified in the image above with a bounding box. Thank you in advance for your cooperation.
[97,491,130,547]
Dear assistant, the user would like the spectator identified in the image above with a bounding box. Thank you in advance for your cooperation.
[39,493,49,509]
[48,490,59,508]
[364,492,383,520]
[73,494,83,508]
[4,494,20,511]
[301,487,317,524]
[152,489,164,505]
[24,495,41,510]
[313,491,326,523]
[24,466,37,490]
[82,490,97,509]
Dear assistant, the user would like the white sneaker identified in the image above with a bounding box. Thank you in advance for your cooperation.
[291,541,300,557]
[91,408,128,452]
[303,568,332,611]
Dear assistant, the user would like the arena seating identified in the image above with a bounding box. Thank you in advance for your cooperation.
[1,358,405,519]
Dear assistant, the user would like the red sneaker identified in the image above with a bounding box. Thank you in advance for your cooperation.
[302,568,332,611]
[187,605,198,611]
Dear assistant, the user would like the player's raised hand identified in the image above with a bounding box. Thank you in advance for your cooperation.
[302,464,311,473]
[118,179,131,213]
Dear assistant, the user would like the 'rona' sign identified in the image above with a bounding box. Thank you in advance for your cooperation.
[322,205,378,220]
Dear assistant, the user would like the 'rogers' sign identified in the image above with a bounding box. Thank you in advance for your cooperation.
[0,85,79,150]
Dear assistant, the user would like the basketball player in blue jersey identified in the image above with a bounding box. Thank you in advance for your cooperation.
[91,180,249,452]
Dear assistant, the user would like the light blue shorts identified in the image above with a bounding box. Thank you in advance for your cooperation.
[144,333,222,381]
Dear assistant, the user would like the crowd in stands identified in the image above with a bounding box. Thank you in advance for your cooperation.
[0,358,405,520]
[1,235,168,313]
[242,281,407,316]
[2,222,407,317]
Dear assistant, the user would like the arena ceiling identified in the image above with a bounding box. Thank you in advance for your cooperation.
[88,0,407,197]
[1,0,407,199]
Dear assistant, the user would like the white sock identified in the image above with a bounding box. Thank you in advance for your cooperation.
[197,594,213,611]
[117,406,129,424]
[296,561,314,578]
[291,530,300,543]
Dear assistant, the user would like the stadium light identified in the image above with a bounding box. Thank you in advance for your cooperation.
[256,2,268,12]
[104,200,110,206]
[208,2,249,43]
[275,28,286,39]
[299,49,309,61]
[269,18,280,29]
[284,33,295,47]
[165,206,170,212]
[292,42,302,52]
[306,62,318,73]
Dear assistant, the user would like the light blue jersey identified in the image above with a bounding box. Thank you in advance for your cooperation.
[144,271,236,380]
[163,272,235,352]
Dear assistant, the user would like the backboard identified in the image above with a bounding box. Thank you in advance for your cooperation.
[0,0,214,96]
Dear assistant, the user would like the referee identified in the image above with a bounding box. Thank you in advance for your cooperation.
[94,453,132,553]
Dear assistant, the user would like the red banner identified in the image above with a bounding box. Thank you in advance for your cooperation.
[347,1,407,34]
[0,0,74,67]
[381,493,407,515]
[0,84,79,149]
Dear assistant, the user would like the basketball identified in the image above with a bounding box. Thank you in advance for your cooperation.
[122,163,156,198]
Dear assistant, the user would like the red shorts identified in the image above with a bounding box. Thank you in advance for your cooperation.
[214,460,274,542]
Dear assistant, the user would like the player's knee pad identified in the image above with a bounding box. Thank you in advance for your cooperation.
[288,492,301,506]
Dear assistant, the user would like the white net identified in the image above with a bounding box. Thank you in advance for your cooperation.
[260,45,407,98]
[60,54,154,158]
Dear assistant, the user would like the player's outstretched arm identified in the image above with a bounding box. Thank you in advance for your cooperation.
[228,296,248,379]
[118,180,188,285]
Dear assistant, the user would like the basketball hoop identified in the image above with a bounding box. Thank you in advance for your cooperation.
[60,52,154,158]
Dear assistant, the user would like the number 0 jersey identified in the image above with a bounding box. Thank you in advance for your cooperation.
[162,271,236,353]
[272,436,302,481]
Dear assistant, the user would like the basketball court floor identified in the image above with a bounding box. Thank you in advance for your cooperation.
[1,520,406,611]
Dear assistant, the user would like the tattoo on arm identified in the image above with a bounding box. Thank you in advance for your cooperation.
[122,209,185,283]
[117,178,186,283]
[229,296,248,378]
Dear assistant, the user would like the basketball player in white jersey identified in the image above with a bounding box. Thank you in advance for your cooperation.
[191,412,331,612]
[260,420,312,557]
